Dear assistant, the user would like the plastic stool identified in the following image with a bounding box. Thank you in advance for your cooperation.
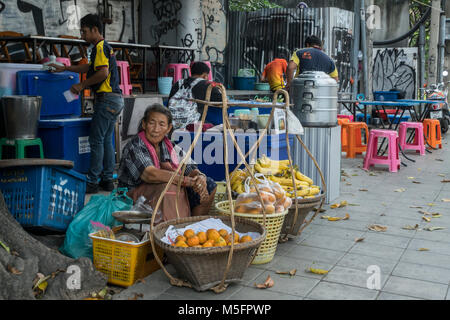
[0,138,44,159]
[116,60,133,95]
[338,114,354,122]
[423,119,442,149]
[190,61,213,81]
[338,118,350,149]
[363,129,400,172]
[164,63,191,83]
[341,122,369,158]
[41,57,71,66]
[398,122,425,155]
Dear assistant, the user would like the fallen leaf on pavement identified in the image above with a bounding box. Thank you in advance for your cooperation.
[255,275,275,289]
[351,174,359,176]
[321,213,350,221]
[368,224,387,232]
[410,206,423,209]
[412,181,421,184]
[422,216,431,222]
[7,265,22,275]
[308,267,329,275]
[355,237,365,242]
[423,226,446,231]
[0,240,10,254]
[436,159,444,162]
[276,269,297,277]
[438,174,446,177]
[432,213,442,218]
[442,199,450,202]
[407,177,415,180]
[418,248,429,251]
[348,203,360,206]
[441,180,450,183]
[395,188,406,193]
[402,224,419,230]
[369,172,377,176]
[128,293,144,300]
[330,200,348,209]
[428,203,436,206]
[359,188,368,192]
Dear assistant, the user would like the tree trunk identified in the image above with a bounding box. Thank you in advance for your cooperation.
[0,191,107,300]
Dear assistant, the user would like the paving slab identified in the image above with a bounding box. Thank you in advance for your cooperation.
[382,276,448,300]
[392,261,450,285]
[284,245,346,265]
[227,286,303,300]
[349,242,405,261]
[249,272,320,298]
[306,281,379,300]
[337,252,398,276]
[324,266,389,289]
[376,292,423,300]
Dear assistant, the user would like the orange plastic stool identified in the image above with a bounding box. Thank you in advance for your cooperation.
[338,118,350,149]
[423,119,442,149]
[341,122,369,158]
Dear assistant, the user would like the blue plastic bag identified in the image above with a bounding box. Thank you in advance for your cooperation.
[60,188,133,259]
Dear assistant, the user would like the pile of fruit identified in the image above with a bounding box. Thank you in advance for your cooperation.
[171,228,252,248]
[230,155,320,199]
[234,180,292,214]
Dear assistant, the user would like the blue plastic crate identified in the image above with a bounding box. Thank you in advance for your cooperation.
[387,114,410,124]
[0,165,86,231]
[16,70,81,118]
[355,113,371,124]
[233,76,257,90]
[172,131,293,181]
[37,118,92,174]
[373,91,399,101]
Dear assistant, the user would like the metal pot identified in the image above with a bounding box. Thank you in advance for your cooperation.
[291,71,338,127]
[1,95,42,139]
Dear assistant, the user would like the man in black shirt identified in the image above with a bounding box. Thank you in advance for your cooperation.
[168,62,222,130]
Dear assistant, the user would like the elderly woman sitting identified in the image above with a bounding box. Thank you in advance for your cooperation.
[118,103,217,221]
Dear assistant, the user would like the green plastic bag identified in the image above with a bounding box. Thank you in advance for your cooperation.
[60,188,133,260]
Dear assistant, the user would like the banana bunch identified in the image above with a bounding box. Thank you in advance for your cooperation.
[254,155,290,176]
[230,169,247,194]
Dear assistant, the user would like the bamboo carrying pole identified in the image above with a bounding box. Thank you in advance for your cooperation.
[148,84,327,293]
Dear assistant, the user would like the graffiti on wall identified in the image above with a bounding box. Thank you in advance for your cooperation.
[150,0,182,44]
[372,48,417,99]
[0,0,135,43]
[331,27,353,92]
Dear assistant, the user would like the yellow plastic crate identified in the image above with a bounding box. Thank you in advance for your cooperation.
[89,227,163,287]
[216,200,287,265]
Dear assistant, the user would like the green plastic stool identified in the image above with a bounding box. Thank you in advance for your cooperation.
[0,138,44,159]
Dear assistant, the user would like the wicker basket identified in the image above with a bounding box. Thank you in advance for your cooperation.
[281,192,326,237]
[152,215,266,292]
[208,182,228,216]
[216,200,288,265]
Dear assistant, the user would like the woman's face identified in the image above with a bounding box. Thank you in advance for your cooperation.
[142,112,172,145]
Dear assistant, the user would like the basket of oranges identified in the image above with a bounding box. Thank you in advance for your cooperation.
[152,215,266,292]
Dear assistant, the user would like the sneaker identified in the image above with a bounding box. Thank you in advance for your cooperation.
[86,182,99,194]
[99,180,115,191]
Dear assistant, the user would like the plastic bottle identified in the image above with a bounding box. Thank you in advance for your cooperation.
[251,108,259,122]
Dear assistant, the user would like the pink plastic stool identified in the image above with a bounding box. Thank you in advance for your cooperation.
[116,60,132,95]
[398,122,425,156]
[363,129,401,173]
[337,114,354,122]
[41,57,71,66]
[164,63,191,83]
[190,61,213,81]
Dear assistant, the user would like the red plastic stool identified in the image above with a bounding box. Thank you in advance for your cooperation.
[398,122,425,155]
[341,122,369,158]
[190,61,213,81]
[116,60,133,96]
[164,63,191,83]
[337,114,354,122]
[423,119,442,149]
[363,129,401,173]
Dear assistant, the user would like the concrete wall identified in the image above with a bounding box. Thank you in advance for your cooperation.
[0,0,137,42]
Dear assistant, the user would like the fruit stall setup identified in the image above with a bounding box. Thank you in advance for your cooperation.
[145,84,327,293]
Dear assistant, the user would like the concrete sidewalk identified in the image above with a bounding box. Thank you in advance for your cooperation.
[113,138,450,300]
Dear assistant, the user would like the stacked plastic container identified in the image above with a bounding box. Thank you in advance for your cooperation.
[0,62,88,231]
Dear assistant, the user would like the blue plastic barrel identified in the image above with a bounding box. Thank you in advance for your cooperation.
[158,77,173,95]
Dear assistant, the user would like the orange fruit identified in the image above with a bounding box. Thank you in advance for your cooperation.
[202,240,214,248]
[184,229,195,239]
[207,229,220,241]
[219,229,229,238]
[239,235,252,243]
[175,235,187,243]
[225,233,239,244]
[187,236,200,247]
[264,204,275,214]
[197,231,207,244]
[175,240,188,247]
[214,236,227,247]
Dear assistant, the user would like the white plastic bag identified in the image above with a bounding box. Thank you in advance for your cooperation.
[286,108,304,135]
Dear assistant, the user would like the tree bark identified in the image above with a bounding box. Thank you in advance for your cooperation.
[0,191,107,300]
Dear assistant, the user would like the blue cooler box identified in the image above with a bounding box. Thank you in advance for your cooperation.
[172,130,293,181]
[37,118,92,173]
[16,70,81,118]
